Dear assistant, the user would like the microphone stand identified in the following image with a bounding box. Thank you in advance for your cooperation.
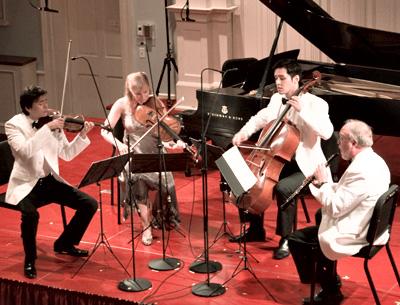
[144,41,182,271]
[147,97,182,271]
[156,0,178,108]
[118,136,152,292]
[190,68,230,297]
[71,56,151,291]
[69,56,130,278]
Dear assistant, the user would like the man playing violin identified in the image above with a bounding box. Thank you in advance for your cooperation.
[231,59,334,260]
[5,85,98,279]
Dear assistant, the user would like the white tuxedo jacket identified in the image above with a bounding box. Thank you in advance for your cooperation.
[310,148,390,260]
[238,92,334,177]
[5,113,90,206]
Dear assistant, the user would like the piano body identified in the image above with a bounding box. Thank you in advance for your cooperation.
[180,0,400,151]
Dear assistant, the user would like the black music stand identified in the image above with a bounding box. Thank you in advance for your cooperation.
[124,152,192,271]
[73,154,130,278]
[216,149,275,301]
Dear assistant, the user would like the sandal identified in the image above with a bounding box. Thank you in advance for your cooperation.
[141,227,153,246]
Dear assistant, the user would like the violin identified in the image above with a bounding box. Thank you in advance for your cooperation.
[36,109,111,132]
[134,96,199,159]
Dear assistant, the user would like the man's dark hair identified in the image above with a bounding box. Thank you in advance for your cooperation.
[273,58,302,79]
[20,85,47,115]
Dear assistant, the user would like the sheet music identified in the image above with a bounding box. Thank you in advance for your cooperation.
[216,146,257,197]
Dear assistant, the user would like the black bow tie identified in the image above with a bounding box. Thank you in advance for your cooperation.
[32,121,40,129]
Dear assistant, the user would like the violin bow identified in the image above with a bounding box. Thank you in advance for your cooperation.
[60,40,72,116]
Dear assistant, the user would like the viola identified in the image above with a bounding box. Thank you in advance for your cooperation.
[135,96,199,160]
[236,71,322,214]
[36,109,111,132]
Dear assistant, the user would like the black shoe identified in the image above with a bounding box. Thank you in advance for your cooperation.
[229,228,266,243]
[54,244,89,257]
[303,289,344,305]
[24,261,37,279]
[273,238,290,259]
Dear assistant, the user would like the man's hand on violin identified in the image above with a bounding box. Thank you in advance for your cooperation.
[47,117,65,131]
[287,96,302,112]
[79,121,95,139]
[232,132,248,146]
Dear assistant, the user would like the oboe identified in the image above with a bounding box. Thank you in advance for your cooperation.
[280,153,339,210]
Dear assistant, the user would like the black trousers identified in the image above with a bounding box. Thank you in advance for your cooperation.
[18,175,98,262]
[288,212,339,290]
[239,159,305,238]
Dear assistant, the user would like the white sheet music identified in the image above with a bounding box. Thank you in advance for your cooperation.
[215,146,257,197]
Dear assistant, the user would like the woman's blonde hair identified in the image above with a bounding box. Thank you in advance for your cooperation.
[125,72,150,100]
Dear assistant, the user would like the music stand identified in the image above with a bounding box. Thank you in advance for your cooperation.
[123,152,192,270]
[216,148,275,300]
[73,154,130,278]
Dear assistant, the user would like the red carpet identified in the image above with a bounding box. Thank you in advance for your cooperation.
[0,126,399,305]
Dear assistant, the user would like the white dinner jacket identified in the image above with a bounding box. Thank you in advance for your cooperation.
[5,113,90,206]
[310,147,390,260]
[238,92,334,177]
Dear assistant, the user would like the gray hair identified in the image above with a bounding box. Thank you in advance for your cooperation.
[344,119,373,147]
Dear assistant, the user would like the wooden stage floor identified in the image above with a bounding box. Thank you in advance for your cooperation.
[1,169,400,305]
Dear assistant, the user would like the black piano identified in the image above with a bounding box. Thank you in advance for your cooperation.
[181,0,400,151]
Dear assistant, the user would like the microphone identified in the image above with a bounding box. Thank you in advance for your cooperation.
[29,0,59,13]
[201,67,239,75]
[70,57,80,61]
[183,0,195,22]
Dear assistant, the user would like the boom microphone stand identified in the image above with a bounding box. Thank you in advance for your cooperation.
[190,68,228,297]
[147,99,182,271]
[156,0,178,108]
[146,43,182,271]
[118,137,152,292]
[70,56,130,279]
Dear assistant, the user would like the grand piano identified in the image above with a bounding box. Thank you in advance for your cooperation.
[180,0,400,151]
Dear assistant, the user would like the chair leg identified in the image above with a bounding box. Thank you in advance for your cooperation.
[364,259,381,305]
[117,179,121,225]
[300,196,311,223]
[309,248,317,305]
[293,199,298,231]
[386,244,400,286]
[110,177,114,206]
[60,205,67,228]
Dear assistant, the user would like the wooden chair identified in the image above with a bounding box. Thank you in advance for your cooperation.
[107,118,125,223]
[309,184,400,305]
[0,140,67,228]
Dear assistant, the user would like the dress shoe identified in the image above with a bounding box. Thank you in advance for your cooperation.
[303,288,344,305]
[229,228,266,243]
[24,261,37,279]
[54,244,89,257]
[273,238,290,259]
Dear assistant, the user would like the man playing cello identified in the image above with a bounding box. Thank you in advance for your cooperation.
[231,59,334,260]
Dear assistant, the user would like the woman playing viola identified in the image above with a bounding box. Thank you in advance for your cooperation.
[101,72,183,246]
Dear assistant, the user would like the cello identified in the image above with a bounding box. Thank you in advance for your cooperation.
[237,71,321,214]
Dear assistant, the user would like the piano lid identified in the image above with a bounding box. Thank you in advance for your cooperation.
[260,0,400,70]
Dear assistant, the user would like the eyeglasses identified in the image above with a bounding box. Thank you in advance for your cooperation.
[337,134,352,144]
